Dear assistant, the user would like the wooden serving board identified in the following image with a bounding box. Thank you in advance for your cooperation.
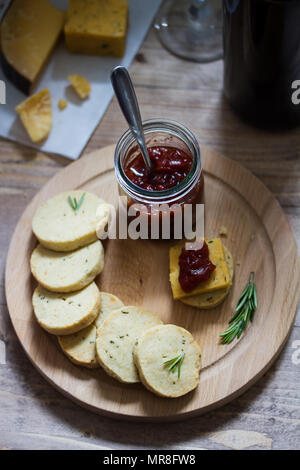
[5,145,300,421]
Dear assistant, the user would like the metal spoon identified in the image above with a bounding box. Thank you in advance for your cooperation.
[110,66,153,172]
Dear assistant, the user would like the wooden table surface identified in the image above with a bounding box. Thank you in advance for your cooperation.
[0,25,300,450]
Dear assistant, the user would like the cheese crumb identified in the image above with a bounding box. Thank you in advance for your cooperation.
[219,225,228,237]
[68,74,91,99]
[58,99,67,110]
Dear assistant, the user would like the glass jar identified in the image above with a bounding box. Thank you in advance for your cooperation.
[114,119,204,239]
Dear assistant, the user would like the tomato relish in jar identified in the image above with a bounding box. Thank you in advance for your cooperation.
[114,119,204,238]
[124,145,194,192]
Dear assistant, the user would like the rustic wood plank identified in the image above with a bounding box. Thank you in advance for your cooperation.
[0,26,299,449]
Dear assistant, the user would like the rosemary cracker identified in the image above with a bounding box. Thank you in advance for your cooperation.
[94,292,124,330]
[32,191,108,251]
[58,323,99,368]
[133,324,201,398]
[96,306,163,384]
[30,240,104,292]
[32,282,101,335]
[181,245,234,309]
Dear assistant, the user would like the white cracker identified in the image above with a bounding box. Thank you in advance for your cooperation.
[30,240,104,292]
[32,282,101,335]
[32,191,108,251]
[58,324,99,368]
[133,324,201,398]
[94,292,124,330]
[96,306,163,384]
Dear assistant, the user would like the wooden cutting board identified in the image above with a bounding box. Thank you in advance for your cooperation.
[5,145,300,421]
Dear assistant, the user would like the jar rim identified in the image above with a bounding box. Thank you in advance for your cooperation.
[114,118,201,201]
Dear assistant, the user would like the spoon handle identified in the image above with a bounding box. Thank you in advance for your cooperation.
[111,66,152,172]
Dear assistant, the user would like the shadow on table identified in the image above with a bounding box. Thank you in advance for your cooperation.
[2,133,71,168]
[213,94,300,166]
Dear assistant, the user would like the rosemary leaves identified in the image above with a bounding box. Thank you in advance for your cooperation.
[220,272,258,344]
[67,193,85,212]
[163,352,185,378]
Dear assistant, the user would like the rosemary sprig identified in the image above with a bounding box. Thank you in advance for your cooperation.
[220,272,257,344]
[163,352,185,378]
[67,193,85,212]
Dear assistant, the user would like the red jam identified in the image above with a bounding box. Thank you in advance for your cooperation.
[178,241,216,292]
[124,146,193,191]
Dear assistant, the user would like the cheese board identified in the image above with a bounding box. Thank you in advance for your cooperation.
[5,145,300,421]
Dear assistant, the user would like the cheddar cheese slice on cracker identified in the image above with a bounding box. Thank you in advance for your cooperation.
[169,238,231,300]
[181,246,234,309]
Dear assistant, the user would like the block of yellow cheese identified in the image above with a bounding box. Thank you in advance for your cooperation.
[169,238,232,300]
[0,0,65,94]
[16,88,52,143]
[64,0,128,57]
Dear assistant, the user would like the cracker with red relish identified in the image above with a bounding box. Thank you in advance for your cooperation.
[169,238,232,300]
[181,246,234,309]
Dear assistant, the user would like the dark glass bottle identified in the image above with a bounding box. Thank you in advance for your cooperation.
[223,0,300,129]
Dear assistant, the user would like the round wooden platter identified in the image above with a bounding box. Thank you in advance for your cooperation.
[5,145,300,421]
